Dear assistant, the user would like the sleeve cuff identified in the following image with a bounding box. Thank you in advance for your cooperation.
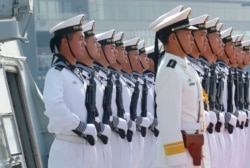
[73,121,86,133]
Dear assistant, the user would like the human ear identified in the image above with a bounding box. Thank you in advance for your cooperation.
[61,37,68,48]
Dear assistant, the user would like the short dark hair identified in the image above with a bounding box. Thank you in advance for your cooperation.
[50,32,74,53]
[157,30,170,45]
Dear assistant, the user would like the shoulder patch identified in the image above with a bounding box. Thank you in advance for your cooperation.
[54,65,64,71]
[166,59,177,68]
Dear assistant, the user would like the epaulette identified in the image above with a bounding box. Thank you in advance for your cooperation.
[166,59,177,68]
[54,65,65,71]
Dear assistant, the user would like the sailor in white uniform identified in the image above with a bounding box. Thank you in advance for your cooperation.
[216,27,238,168]
[76,20,112,168]
[142,45,160,168]
[106,31,129,168]
[124,38,151,168]
[241,40,250,168]
[44,14,98,168]
[187,14,212,168]
[198,17,223,168]
[151,7,208,168]
[94,29,121,168]
[234,35,248,168]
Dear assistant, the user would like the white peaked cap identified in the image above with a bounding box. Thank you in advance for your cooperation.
[189,14,209,29]
[206,17,219,34]
[114,32,124,42]
[96,29,115,45]
[242,40,250,51]
[149,5,184,29]
[232,35,239,42]
[83,20,95,37]
[138,40,145,50]
[216,22,223,32]
[232,34,243,47]
[206,17,219,28]
[83,20,95,32]
[124,38,140,47]
[221,27,233,42]
[138,40,146,54]
[152,7,197,32]
[146,45,155,54]
[114,32,125,46]
[242,40,250,47]
[232,34,243,42]
[50,14,85,35]
[124,38,140,51]
[146,44,163,54]
[238,34,244,42]
[114,32,124,41]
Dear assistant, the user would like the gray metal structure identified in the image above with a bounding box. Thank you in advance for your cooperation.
[0,0,53,167]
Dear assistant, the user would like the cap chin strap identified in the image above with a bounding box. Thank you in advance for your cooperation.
[116,60,122,65]
[140,60,146,70]
[101,47,111,65]
[192,32,201,53]
[85,46,94,60]
[174,32,187,55]
[66,34,77,60]
[127,53,134,71]
[224,49,230,59]
[207,35,215,55]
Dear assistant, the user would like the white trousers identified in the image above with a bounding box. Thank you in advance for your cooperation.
[48,138,98,168]
[130,131,144,168]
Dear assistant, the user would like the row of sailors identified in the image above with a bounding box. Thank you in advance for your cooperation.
[186,11,250,168]
[44,5,250,168]
[148,5,250,168]
[44,14,160,168]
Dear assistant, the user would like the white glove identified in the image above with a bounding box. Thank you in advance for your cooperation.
[100,124,111,139]
[83,123,97,141]
[209,111,217,126]
[148,113,154,125]
[113,117,128,131]
[128,120,136,133]
[136,116,151,128]
[151,118,158,127]
[123,112,130,121]
[242,112,247,123]
[225,112,237,127]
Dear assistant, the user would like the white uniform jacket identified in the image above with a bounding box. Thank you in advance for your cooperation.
[44,62,87,136]
[155,53,204,167]
[44,58,98,168]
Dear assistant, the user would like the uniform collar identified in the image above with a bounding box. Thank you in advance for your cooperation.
[216,60,229,69]
[94,62,108,74]
[121,71,131,80]
[164,52,189,67]
[198,56,211,69]
[187,54,200,66]
[120,71,134,87]
[76,62,94,74]
[143,71,155,83]
[53,54,76,71]
[108,67,119,75]
[237,67,244,73]
[131,71,144,82]
[143,70,155,78]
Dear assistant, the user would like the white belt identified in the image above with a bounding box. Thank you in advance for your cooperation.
[181,122,204,132]
[56,134,87,144]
